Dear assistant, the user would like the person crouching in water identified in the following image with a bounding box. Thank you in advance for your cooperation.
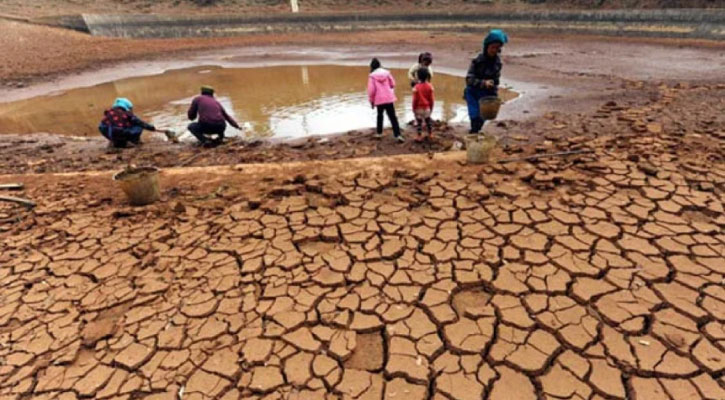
[412,67,434,142]
[464,29,508,134]
[187,86,241,146]
[408,52,433,88]
[368,58,404,142]
[99,97,156,148]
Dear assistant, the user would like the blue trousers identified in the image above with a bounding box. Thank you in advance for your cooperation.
[99,124,143,148]
[464,86,496,133]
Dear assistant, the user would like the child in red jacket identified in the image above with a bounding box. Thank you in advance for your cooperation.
[412,68,434,142]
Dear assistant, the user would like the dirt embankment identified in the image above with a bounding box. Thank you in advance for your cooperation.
[2,19,724,90]
[0,0,722,19]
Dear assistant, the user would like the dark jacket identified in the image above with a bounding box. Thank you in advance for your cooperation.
[188,94,240,128]
[100,107,154,131]
[465,53,502,89]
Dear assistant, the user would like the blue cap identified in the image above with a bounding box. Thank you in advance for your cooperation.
[483,29,509,50]
[112,97,133,111]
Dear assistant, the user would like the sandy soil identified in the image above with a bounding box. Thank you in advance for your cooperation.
[0,17,724,400]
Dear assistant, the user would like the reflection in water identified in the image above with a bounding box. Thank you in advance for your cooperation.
[0,65,517,139]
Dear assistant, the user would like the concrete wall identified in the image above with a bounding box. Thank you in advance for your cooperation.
[33,15,90,32]
[49,10,725,40]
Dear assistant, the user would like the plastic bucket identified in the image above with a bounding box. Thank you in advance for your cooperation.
[113,166,161,206]
[466,134,497,164]
[479,96,502,120]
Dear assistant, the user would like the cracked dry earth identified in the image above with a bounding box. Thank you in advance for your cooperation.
[0,83,724,400]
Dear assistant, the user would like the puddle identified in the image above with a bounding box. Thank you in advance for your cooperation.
[0,65,517,140]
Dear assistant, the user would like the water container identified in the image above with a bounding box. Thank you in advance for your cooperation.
[479,96,502,120]
[113,166,161,206]
[466,134,497,164]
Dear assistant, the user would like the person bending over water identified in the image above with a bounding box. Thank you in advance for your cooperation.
[368,58,404,142]
[99,98,156,148]
[187,86,241,146]
[464,29,508,134]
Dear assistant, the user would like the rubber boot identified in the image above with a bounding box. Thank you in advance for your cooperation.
[469,118,484,134]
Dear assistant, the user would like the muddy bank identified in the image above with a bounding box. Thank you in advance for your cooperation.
[0,121,468,175]
[2,81,722,176]
[3,30,724,132]
[1,28,723,176]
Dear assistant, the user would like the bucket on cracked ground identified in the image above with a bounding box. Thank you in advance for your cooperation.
[466,134,497,164]
[113,166,161,206]
[479,96,502,120]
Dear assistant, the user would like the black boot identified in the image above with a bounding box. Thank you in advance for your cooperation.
[469,118,484,134]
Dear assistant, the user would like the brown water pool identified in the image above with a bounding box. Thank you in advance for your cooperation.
[0,65,517,140]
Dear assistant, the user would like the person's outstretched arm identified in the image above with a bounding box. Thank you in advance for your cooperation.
[222,107,241,129]
[130,114,155,131]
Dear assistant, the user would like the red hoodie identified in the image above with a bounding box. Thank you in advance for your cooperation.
[412,82,434,111]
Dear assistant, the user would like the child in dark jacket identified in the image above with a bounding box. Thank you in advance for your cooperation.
[98,97,156,148]
[412,68,434,142]
[464,29,508,134]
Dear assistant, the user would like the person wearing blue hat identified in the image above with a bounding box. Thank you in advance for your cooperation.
[98,97,156,148]
[464,29,508,134]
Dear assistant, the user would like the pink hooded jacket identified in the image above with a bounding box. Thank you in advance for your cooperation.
[367,68,397,106]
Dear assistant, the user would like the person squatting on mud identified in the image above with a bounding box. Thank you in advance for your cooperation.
[368,58,404,142]
[412,67,435,142]
[187,85,241,146]
[98,98,157,148]
[408,52,433,87]
[464,29,508,134]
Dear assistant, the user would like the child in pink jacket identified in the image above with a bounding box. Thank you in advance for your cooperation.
[367,58,403,142]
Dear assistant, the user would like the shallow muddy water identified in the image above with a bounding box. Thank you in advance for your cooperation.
[0,65,516,140]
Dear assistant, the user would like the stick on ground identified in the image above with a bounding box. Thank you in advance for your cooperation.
[0,183,24,191]
[0,196,36,208]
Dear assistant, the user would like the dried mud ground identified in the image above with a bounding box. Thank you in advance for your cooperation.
[1,25,725,400]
